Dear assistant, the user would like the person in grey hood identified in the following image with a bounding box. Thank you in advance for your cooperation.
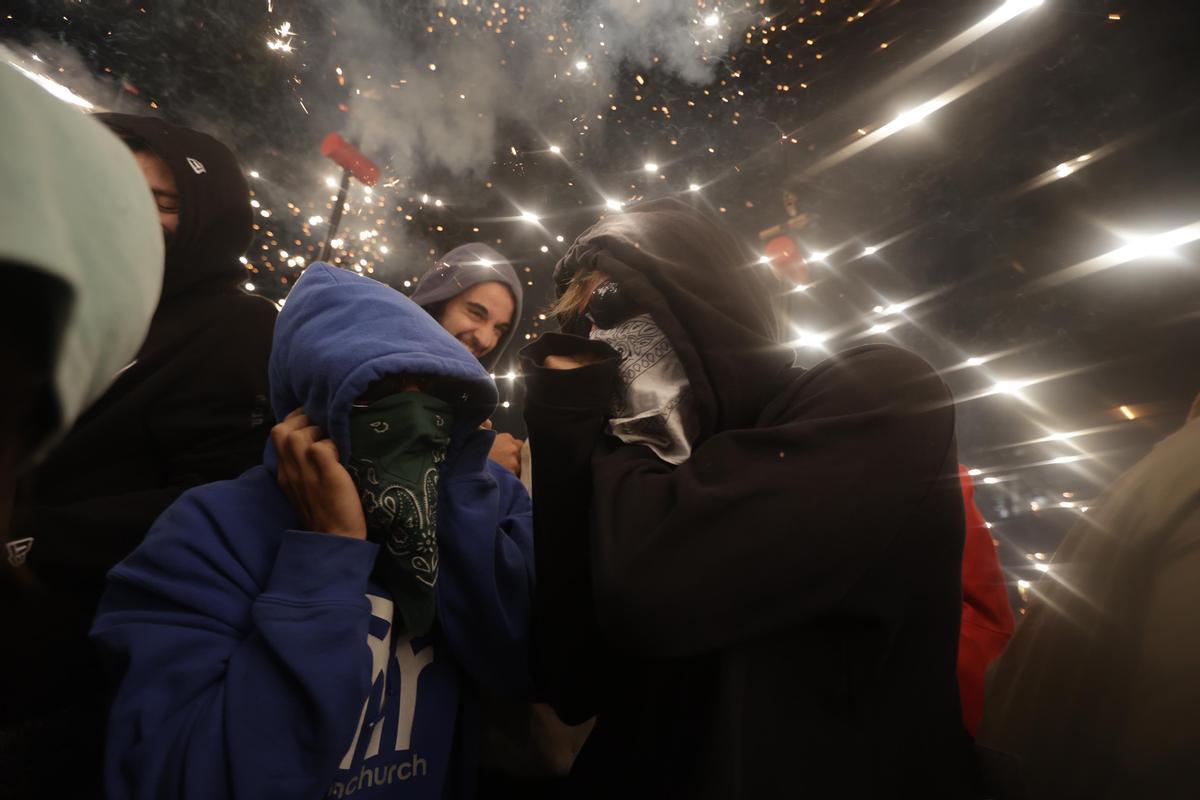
[411,243,523,370]
[412,243,525,477]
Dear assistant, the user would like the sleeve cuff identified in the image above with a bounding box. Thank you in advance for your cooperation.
[444,428,496,480]
[263,530,379,604]
[519,334,621,412]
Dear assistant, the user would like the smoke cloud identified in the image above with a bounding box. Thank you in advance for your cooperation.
[326,0,745,177]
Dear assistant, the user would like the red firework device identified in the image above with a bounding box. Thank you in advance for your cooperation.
[319,134,381,262]
[320,133,380,186]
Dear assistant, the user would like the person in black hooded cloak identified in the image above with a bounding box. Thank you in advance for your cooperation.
[520,198,979,799]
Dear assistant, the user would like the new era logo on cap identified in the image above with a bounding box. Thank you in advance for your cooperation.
[187,157,207,175]
[6,537,33,567]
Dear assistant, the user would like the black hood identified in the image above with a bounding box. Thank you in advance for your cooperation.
[553,197,794,439]
[96,114,252,301]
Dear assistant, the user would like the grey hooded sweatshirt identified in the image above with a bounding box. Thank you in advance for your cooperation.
[410,243,523,370]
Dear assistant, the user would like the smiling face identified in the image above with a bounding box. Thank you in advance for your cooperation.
[437,281,515,360]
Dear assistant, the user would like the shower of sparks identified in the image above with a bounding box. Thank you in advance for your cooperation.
[267,21,297,53]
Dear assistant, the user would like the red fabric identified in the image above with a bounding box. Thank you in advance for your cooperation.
[957,465,1015,736]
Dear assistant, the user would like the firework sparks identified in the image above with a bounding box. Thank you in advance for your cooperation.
[267,21,297,54]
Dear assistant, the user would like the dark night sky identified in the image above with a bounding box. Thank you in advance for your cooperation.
[6,0,1200,606]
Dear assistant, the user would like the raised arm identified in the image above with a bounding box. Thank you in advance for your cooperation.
[92,488,378,800]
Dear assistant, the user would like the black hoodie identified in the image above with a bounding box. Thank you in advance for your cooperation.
[1,115,275,796]
[520,198,977,798]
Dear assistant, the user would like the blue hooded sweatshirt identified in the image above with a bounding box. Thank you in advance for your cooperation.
[91,262,535,800]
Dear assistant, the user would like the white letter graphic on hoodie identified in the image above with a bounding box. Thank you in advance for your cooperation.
[339,594,435,769]
[395,639,434,751]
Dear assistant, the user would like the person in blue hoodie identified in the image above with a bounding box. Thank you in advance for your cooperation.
[91,262,535,800]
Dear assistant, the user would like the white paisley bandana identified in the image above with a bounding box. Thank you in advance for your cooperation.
[590,314,699,465]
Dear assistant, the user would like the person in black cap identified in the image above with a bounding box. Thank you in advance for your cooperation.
[4,113,275,797]
[521,198,978,799]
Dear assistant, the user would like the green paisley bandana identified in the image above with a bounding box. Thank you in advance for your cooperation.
[347,391,454,636]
